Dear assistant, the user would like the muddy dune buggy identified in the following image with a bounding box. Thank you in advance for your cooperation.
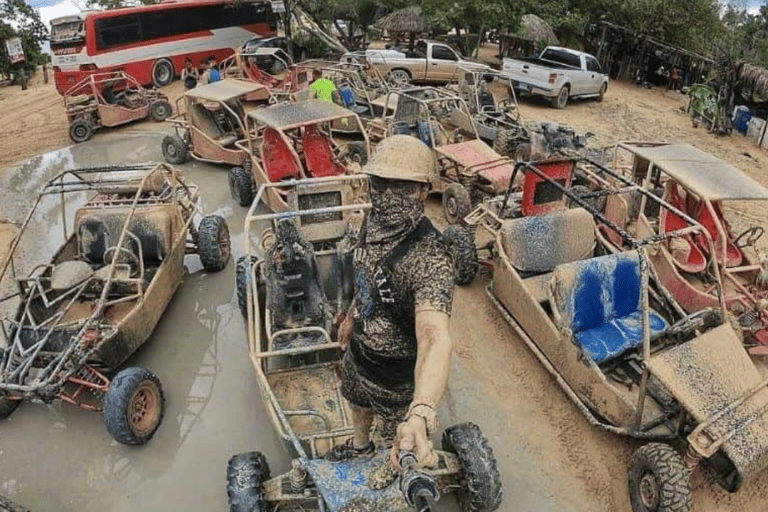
[367,87,519,225]
[220,47,311,102]
[447,66,533,159]
[582,141,768,357]
[227,176,502,512]
[161,78,271,167]
[64,71,172,143]
[0,164,231,444]
[467,156,768,511]
[228,99,370,210]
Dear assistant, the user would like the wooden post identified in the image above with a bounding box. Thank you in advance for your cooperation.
[43,62,48,84]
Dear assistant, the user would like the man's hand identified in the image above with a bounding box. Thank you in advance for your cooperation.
[337,312,354,351]
[391,415,438,469]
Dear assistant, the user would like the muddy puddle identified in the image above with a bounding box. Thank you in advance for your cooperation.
[0,133,607,512]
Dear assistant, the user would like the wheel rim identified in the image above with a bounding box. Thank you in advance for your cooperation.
[74,124,87,139]
[639,471,660,510]
[559,90,567,107]
[165,141,177,157]
[129,382,161,436]
[156,64,171,83]
[156,104,168,117]
[219,225,231,262]
[446,196,458,218]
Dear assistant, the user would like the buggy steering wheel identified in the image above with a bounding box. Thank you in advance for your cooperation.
[665,308,719,338]
[735,226,764,248]
[103,245,140,276]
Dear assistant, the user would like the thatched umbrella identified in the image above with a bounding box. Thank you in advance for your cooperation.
[375,6,430,52]
[516,14,557,44]
[736,61,768,102]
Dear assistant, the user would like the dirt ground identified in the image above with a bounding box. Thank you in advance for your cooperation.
[4,47,768,511]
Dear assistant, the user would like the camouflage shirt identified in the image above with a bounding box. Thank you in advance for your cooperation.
[352,216,454,359]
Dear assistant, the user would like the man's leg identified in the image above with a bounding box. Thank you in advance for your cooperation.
[349,401,375,448]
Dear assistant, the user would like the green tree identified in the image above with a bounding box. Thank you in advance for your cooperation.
[0,0,49,77]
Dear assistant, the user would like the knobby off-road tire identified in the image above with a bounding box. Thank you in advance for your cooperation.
[236,255,259,319]
[198,215,231,272]
[152,58,174,87]
[162,134,188,164]
[442,422,502,512]
[150,99,173,122]
[443,183,472,225]
[229,167,255,207]
[444,225,478,285]
[69,119,93,143]
[492,128,514,157]
[103,367,165,445]
[0,391,20,420]
[551,86,569,109]
[628,443,691,512]
[227,451,271,512]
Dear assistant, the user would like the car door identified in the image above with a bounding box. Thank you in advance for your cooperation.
[429,44,460,82]
[584,56,605,95]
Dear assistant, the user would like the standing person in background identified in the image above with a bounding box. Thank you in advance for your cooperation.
[309,68,340,103]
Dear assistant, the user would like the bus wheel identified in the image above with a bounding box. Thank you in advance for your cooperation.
[152,58,174,87]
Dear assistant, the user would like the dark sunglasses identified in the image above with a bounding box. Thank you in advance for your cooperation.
[369,175,423,194]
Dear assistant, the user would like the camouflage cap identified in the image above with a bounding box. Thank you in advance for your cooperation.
[361,135,437,184]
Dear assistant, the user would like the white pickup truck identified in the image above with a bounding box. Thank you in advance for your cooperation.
[360,40,490,84]
[502,46,609,108]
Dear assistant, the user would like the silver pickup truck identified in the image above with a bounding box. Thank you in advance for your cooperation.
[502,46,608,108]
[361,39,490,84]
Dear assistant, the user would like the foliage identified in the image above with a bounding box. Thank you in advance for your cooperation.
[293,33,327,59]
[0,0,48,76]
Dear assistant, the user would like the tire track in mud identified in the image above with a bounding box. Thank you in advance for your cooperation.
[450,278,627,511]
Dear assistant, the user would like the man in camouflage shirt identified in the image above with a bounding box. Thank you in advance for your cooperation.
[328,135,454,470]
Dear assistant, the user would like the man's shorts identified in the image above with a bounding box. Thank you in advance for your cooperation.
[341,349,413,440]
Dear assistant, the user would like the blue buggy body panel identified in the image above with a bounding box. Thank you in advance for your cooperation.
[304,451,409,512]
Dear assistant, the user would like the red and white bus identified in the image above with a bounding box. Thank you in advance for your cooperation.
[50,0,278,95]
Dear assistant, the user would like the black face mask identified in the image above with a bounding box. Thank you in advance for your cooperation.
[367,188,425,242]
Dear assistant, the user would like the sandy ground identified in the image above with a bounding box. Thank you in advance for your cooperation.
[3,47,768,511]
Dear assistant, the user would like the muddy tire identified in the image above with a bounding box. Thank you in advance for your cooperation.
[346,142,368,166]
[492,128,514,156]
[103,367,165,445]
[236,255,259,319]
[150,99,172,122]
[152,58,174,87]
[198,215,231,272]
[442,422,502,512]
[162,134,187,164]
[551,86,569,109]
[597,82,607,102]
[69,119,93,143]
[227,451,270,512]
[628,443,691,512]
[443,183,472,225]
[513,142,531,163]
[229,167,254,207]
[444,225,478,285]
[0,391,20,420]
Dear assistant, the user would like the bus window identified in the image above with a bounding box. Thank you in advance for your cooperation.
[97,15,141,49]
